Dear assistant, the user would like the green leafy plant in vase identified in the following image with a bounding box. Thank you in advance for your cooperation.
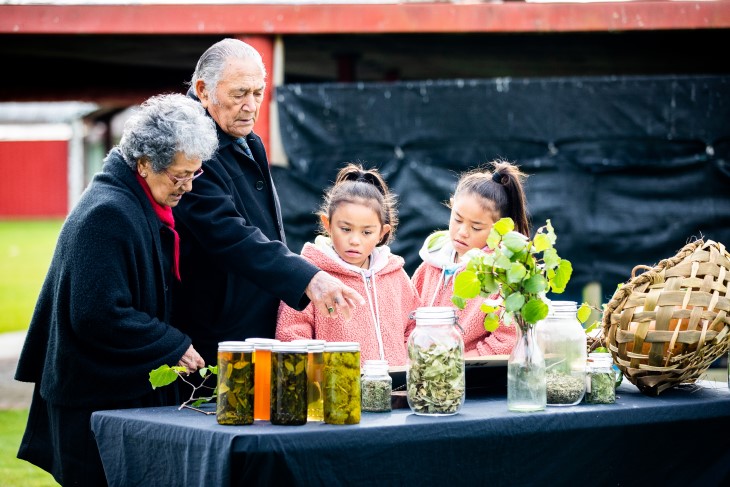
[452,217,573,411]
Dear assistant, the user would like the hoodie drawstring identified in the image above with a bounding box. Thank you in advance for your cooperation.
[362,272,386,361]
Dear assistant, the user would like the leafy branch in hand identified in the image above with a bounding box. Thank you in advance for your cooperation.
[149,364,218,414]
[452,217,573,331]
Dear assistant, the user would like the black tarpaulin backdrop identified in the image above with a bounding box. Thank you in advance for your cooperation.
[271,75,730,302]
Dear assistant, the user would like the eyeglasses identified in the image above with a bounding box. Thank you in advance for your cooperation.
[163,167,204,187]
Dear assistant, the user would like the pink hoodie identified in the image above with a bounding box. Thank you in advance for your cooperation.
[276,237,422,366]
[411,231,517,356]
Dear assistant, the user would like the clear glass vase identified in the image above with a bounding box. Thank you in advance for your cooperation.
[507,320,546,412]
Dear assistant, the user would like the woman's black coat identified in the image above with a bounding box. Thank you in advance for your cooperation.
[15,148,191,405]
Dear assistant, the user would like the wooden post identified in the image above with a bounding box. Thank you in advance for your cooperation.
[235,34,274,159]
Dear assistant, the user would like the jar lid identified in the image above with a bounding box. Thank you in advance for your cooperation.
[244,338,280,344]
[364,359,388,366]
[547,300,578,313]
[324,341,360,352]
[218,341,254,352]
[244,338,280,350]
[587,352,614,365]
[290,339,327,345]
[411,306,457,321]
[271,344,308,353]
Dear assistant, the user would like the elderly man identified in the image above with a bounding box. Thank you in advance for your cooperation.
[172,38,363,365]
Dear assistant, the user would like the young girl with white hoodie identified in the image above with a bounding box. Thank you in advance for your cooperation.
[411,161,530,357]
[276,164,421,366]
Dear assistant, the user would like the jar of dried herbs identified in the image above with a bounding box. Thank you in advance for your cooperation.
[406,307,465,416]
[270,344,308,425]
[216,341,255,426]
[536,300,587,406]
[361,359,392,413]
[291,339,326,421]
[585,352,616,404]
[323,342,361,424]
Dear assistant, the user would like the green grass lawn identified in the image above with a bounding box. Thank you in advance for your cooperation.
[0,409,59,486]
[0,220,63,334]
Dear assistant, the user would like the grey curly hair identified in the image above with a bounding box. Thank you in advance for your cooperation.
[119,93,218,172]
[190,38,267,105]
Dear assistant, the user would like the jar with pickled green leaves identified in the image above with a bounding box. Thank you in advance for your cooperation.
[216,341,255,425]
[270,343,308,425]
[323,342,361,424]
[291,339,326,421]
[407,307,465,416]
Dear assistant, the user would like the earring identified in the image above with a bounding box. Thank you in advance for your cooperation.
[141,172,147,178]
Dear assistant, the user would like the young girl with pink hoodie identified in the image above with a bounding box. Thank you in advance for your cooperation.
[276,164,421,366]
[411,161,530,357]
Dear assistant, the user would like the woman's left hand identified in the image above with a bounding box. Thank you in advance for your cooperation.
[177,344,206,374]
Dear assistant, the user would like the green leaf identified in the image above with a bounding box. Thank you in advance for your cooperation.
[494,254,512,270]
[483,313,500,332]
[577,303,592,323]
[451,295,467,309]
[544,219,557,245]
[486,228,502,249]
[550,259,573,293]
[533,233,552,252]
[524,274,547,294]
[479,302,499,314]
[521,298,549,324]
[507,262,527,283]
[493,217,514,235]
[504,292,525,313]
[479,273,499,294]
[542,248,560,269]
[454,270,481,299]
[502,231,528,253]
[149,365,179,390]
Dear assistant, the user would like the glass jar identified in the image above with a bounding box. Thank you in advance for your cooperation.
[290,339,326,421]
[406,307,465,416]
[536,301,587,406]
[323,342,361,424]
[270,344,308,425]
[216,341,255,425]
[585,352,617,404]
[244,338,280,421]
[361,359,392,413]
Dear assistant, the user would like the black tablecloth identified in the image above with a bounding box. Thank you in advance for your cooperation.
[91,381,730,487]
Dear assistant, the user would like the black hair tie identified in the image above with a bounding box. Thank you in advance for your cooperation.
[492,171,503,184]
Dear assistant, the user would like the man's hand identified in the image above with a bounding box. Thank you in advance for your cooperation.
[177,344,206,374]
[305,271,365,321]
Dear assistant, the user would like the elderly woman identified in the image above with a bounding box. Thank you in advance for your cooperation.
[14,93,218,486]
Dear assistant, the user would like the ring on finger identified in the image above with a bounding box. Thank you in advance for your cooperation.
[327,306,335,313]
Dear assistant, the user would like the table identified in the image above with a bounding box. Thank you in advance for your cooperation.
[91,381,730,487]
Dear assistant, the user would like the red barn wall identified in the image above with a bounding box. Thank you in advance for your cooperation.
[0,140,68,218]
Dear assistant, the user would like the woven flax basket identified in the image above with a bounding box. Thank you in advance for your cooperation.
[603,239,730,396]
